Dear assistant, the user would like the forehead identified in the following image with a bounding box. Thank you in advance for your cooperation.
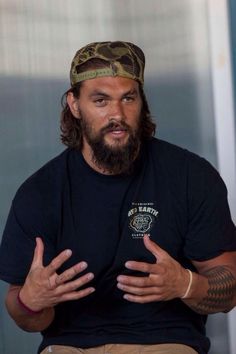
[80,76,140,96]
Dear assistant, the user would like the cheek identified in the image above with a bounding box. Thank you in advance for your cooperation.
[81,108,104,128]
[86,106,108,124]
[85,117,107,136]
[127,109,142,128]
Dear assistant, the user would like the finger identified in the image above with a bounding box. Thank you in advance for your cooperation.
[117,274,152,287]
[56,272,94,295]
[30,237,44,269]
[45,249,72,277]
[117,282,159,296]
[123,293,160,303]
[143,234,166,260]
[55,261,88,285]
[59,287,95,303]
[124,260,159,274]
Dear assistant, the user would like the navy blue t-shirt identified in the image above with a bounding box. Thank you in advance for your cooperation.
[0,138,236,354]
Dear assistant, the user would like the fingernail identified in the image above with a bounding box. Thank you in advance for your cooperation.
[65,249,72,256]
[117,283,123,289]
[80,261,87,270]
[87,273,94,280]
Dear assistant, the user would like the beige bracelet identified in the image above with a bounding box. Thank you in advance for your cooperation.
[181,269,193,299]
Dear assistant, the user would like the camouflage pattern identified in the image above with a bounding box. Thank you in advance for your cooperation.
[70,41,145,86]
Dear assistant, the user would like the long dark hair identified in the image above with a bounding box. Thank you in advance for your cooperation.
[60,60,156,149]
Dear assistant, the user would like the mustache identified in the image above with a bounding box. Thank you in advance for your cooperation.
[101,121,131,135]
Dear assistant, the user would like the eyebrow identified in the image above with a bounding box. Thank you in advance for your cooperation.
[89,91,110,99]
[122,89,138,97]
[89,88,138,98]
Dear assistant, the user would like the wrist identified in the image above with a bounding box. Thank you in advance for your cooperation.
[180,269,193,299]
[17,290,44,315]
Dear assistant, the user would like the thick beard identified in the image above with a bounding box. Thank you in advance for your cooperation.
[81,118,141,175]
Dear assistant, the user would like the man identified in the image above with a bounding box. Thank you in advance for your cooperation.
[0,41,236,354]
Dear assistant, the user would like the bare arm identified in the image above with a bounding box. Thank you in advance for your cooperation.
[184,253,236,314]
[5,284,55,332]
[117,235,236,314]
[5,237,95,332]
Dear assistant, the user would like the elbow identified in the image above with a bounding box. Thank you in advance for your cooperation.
[5,295,55,332]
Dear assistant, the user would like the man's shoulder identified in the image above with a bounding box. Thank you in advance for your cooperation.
[14,148,73,202]
[148,137,200,162]
[32,148,71,175]
[147,137,219,178]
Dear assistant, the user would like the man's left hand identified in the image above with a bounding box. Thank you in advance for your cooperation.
[117,235,190,303]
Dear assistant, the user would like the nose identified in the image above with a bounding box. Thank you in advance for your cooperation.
[108,101,125,122]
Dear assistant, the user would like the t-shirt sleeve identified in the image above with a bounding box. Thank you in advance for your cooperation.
[0,180,57,285]
[184,156,236,261]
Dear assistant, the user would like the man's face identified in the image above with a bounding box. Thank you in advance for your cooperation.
[76,76,143,174]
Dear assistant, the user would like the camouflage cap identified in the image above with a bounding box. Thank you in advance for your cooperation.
[70,41,145,86]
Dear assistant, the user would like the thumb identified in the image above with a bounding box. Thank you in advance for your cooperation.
[30,237,44,269]
[143,234,166,260]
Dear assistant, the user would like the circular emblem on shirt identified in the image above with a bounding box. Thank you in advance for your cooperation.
[130,213,154,233]
[128,202,159,239]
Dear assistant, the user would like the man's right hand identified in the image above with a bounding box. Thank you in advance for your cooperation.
[19,237,95,312]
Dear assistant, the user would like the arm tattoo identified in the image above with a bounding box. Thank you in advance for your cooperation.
[191,266,236,314]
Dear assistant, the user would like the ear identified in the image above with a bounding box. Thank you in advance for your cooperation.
[67,92,80,119]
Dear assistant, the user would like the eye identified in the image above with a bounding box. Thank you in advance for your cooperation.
[94,98,107,107]
[123,96,135,103]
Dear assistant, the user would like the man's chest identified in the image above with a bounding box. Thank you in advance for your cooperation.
[56,170,188,276]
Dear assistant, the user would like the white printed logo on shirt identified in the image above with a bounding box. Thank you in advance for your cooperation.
[128,202,159,239]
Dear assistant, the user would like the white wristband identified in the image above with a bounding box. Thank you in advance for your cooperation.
[181,269,193,299]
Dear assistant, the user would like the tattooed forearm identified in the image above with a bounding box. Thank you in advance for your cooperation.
[189,266,236,314]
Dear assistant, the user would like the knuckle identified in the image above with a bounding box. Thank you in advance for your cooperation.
[141,264,150,273]
[136,288,144,295]
[137,278,147,287]
[61,268,78,283]
[48,261,57,273]
[55,275,66,286]
[58,272,72,283]
[71,267,78,277]
[48,278,56,290]
[67,282,80,292]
